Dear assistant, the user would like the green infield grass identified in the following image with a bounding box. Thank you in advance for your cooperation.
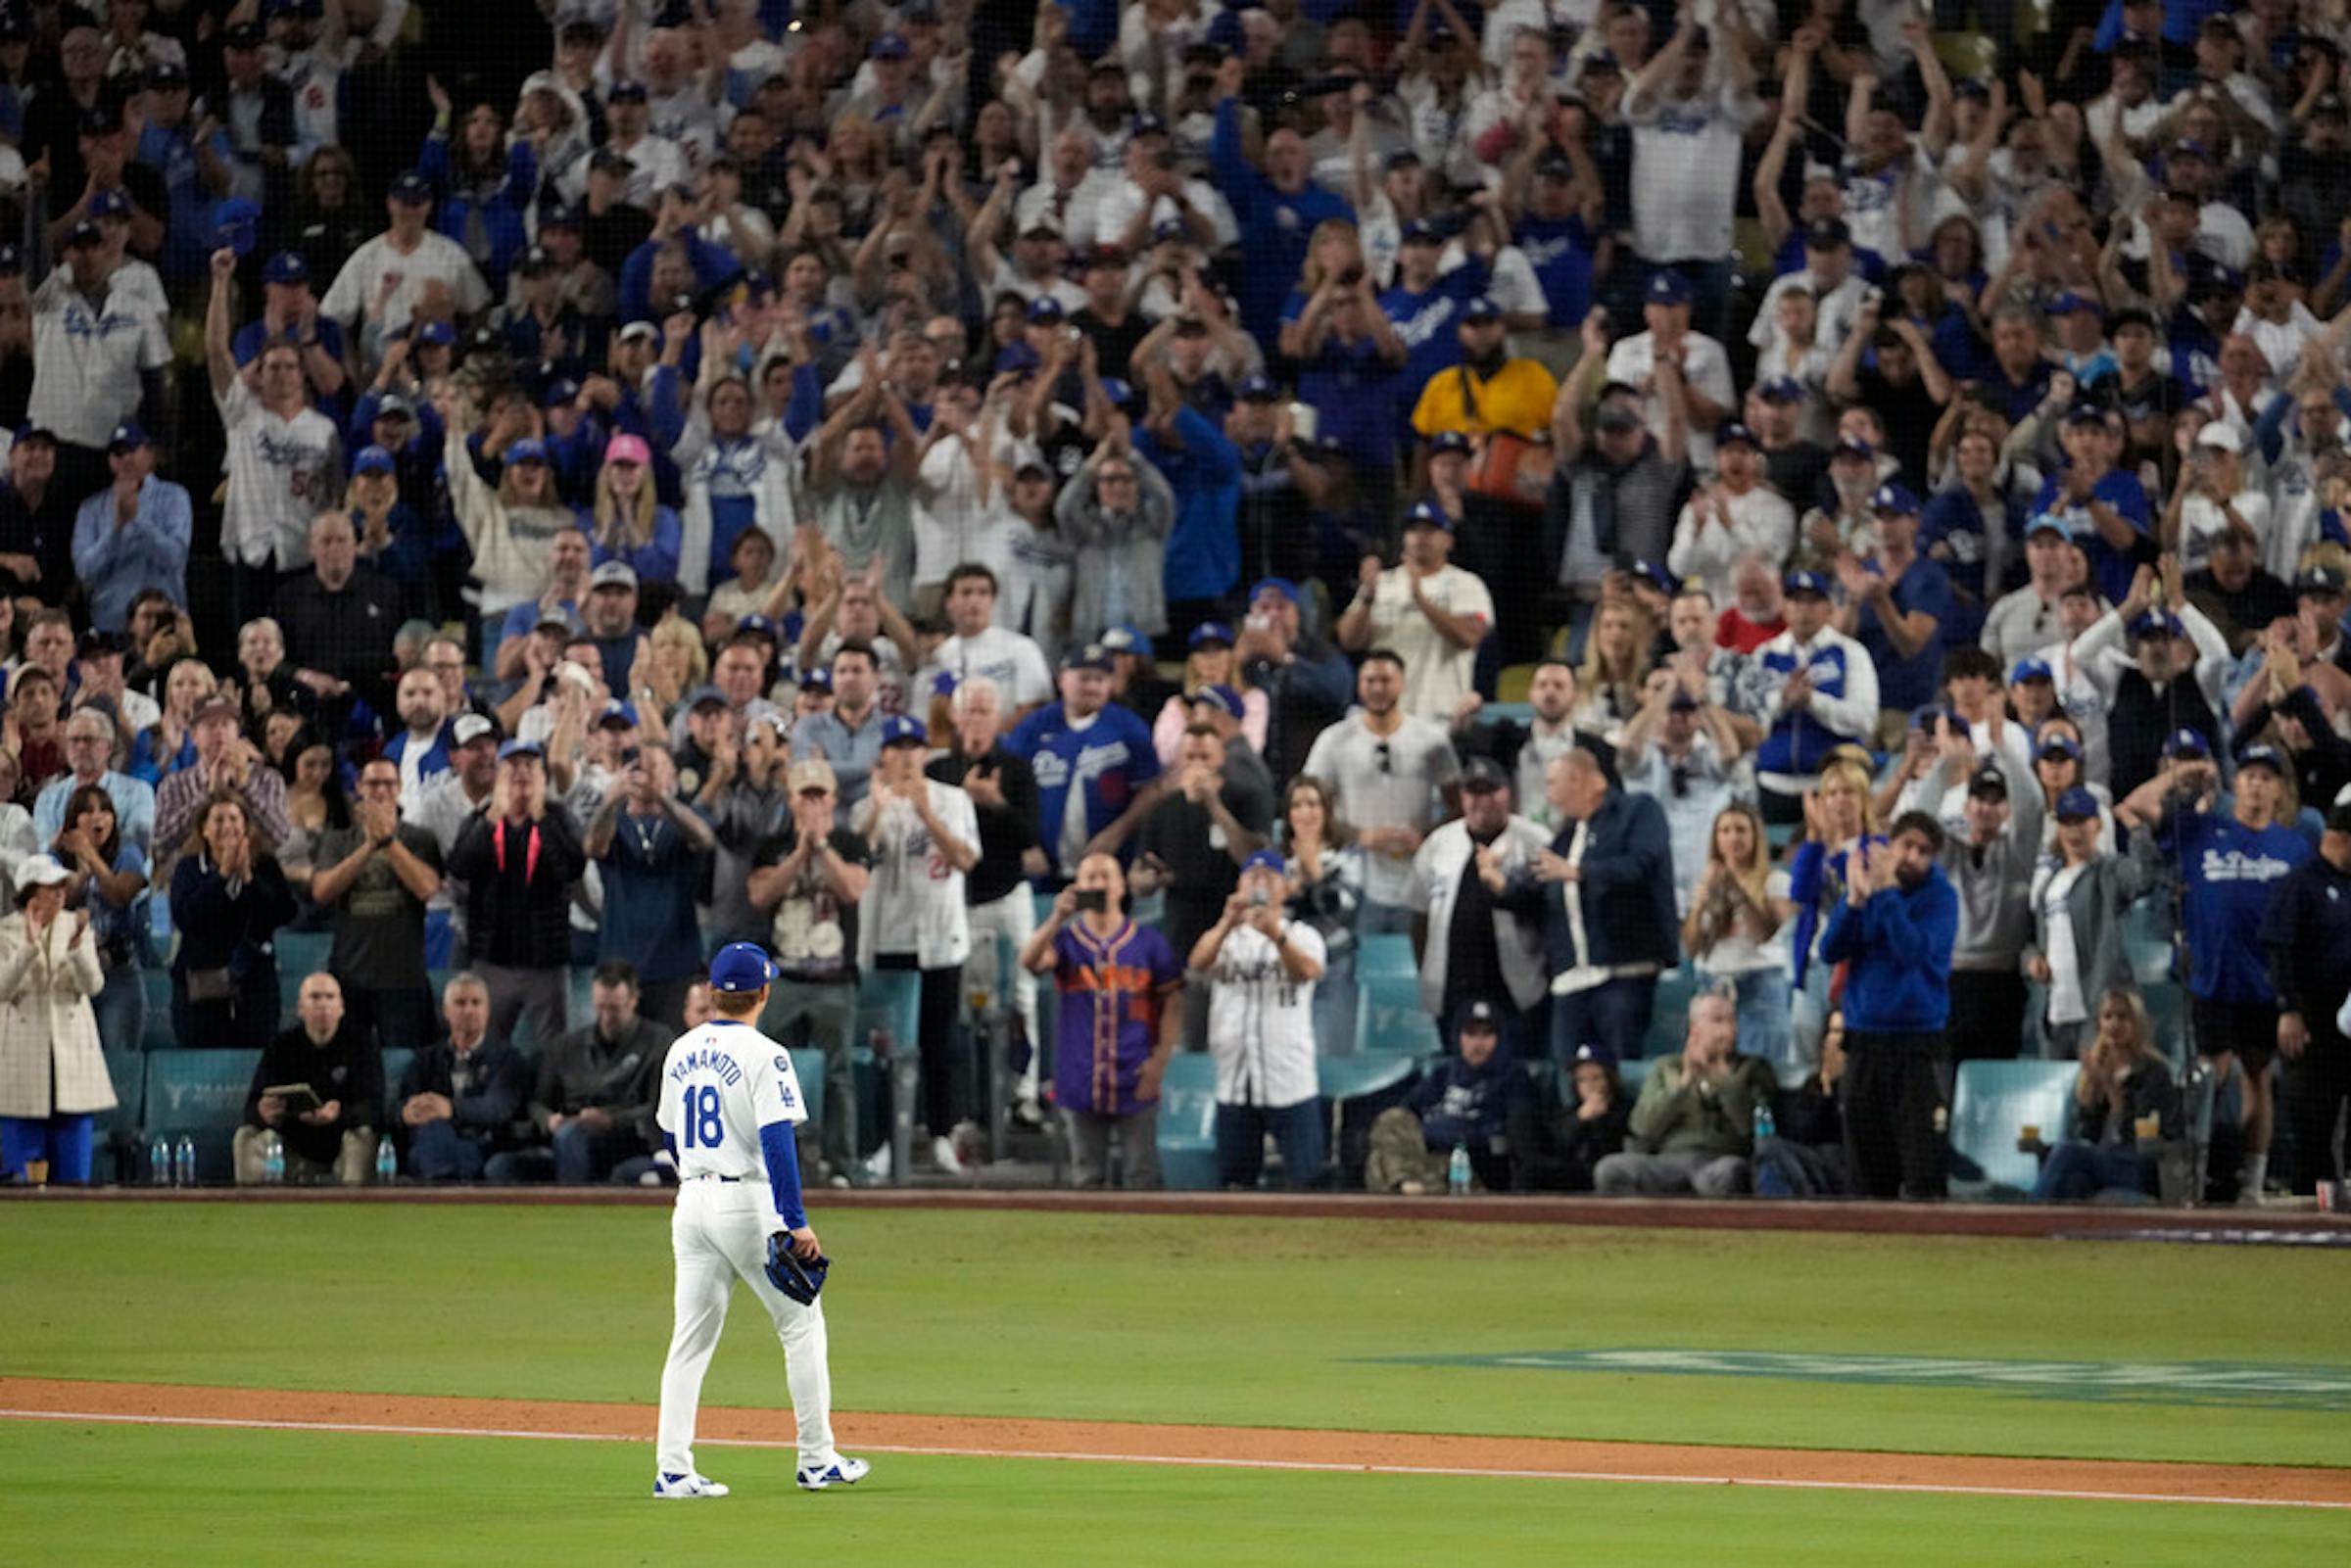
[3,1422,2343,1568]
[4,1203,2346,1468]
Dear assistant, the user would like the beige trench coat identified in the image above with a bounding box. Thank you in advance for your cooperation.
[0,910,113,1118]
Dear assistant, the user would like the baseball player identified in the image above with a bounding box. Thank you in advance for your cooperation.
[652,942,868,1497]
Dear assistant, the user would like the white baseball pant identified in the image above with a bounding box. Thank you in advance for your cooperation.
[967,885,1039,1094]
[656,1177,838,1475]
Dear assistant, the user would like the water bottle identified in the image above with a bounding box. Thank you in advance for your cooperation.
[1447,1143,1471,1197]
[149,1136,171,1187]
[172,1135,195,1188]
[262,1131,284,1186]
[375,1139,398,1185]
[1752,1101,1777,1144]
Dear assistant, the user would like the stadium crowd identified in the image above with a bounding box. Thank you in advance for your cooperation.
[1,0,2350,1208]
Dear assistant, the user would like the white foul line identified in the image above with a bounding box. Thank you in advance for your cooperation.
[2,1406,2344,1512]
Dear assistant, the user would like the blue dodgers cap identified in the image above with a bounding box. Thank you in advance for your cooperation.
[1236,371,1278,402]
[994,341,1042,377]
[599,699,640,728]
[541,377,582,408]
[2163,728,2211,759]
[1756,376,1806,403]
[869,29,911,60]
[388,169,435,206]
[415,320,456,347]
[1428,429,1472,457]
[352,444,396,476]
[798,665,833,692]
[1240,847,1288,877]
[2054,786,2101,821]
[2024,511,2069,539]
[1129,111,1168,138]
[2237,742,2288,775]
[0,244,19,274]
[64,219,103,249]
[1646,270,1692,307]
[1400,217,1443,245]
[1251,576,1300,605]
[1871,482,1920,515]
[709,941,777,993]
[2009,656,2053,685]
[1098,624,1149,655]
[1784,569,1831,597]
[2129,610,2184,641]
[504,437,550,465]
[877,714,927,747]
[605,78,649,103]
[498,738,545,762]
[2048,291,2097,315]
[1573,1040,1618,1068]
[1026,294,1065,322]
[107,422,150,454]
[1188,683,1244,720]
[1064,641,1116,674]
[1632,559,1679,595]
[1098,376,1136,409]
[88,189,131,219]
[1188,620,1234,648]
[1461,295,1502,322]
[1404,499,1452,532]
[263,250,309,285]
[2036,732,2083,763]
[1716,421,1759,450]
[736,613,781,641]
[1834,434,1875,460]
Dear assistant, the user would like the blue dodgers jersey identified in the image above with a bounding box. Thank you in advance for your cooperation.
[1005,703,1161,856]
[1754,641,1860,779]
[2167,812,2312,1005]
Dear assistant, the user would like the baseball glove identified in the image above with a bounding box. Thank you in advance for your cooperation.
[764,1232,830,1306]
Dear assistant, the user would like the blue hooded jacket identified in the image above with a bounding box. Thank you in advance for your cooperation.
[1816,852,1958,1033]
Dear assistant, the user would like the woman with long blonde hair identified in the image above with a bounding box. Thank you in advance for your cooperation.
[584,433,683,585]
[1572,599,1654,740]
[1276,219,1368,360]
[1787,754,1880,1062]
[2029,987,2179,1203]
[1682,803,1796,1062]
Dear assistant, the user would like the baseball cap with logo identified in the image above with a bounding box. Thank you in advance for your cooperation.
[2163,728,2211,759]
[352,445,396,476]
[2295,564,2348,596]
[598,700,640,729]
[107,422,150,454]
[1064,642,1115,674]
[1784,570,1831,598]
[1457,999,1502,1033]
[1188,621,1234,649]
[1646,270,1692,307]
[1429,429,1472,457]
[2128,610,2183,641]
[1460,756,1509,793]
[2237,742,2288,776]
[708,941,777,993]
[1187,684,1244,721]
[388,170,434,206]
[1236,371,1277,403]
[2009,656,2053,685]
[1966,763,2009,799]
[1097,625,1149,656]
[1240,847,1287,877]
[1404,499,1452,532]
[878,714,927,747]
[2054,787,2100,821]
[1871,482,1920,515]
[452,714,500,748]
[263,251,309,286]
[590,560,640,592]
[2036,733,2083,764]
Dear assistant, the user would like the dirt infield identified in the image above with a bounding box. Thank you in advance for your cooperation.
[4,1378,2345,1508]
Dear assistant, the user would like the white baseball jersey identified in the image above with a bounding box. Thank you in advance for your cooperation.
[1204,920,1325,1111]
[655,1019,808,1224]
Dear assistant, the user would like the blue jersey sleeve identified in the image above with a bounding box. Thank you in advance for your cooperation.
[759,1119,806,1230]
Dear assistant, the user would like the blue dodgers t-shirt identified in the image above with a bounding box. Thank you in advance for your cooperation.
[2031,467,2154,605]
[1851,555,1955,713]
[2162,807,2313,1006]
[1004,701,1161,878]
[1513,214,1598,327]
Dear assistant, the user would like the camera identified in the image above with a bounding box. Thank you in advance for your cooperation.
[1248,888,1270,908]
[1074,888,1107,913]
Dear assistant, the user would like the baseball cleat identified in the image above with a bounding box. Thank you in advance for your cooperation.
[795,1454,870,1491]
[653,1471,730,1498]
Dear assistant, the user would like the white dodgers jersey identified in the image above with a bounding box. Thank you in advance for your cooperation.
[655,1021,808,1189]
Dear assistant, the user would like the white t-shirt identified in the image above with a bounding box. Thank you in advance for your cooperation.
[920,626,1054,711]
[913,436,1017,592]
[1205,919,1325,1110]
[857,777,978,971]
[1605,329,1737,473]
[216,378,344,570]
[656,1019,808,1227]
[319,230,493,340]
[28,269,172,447]
[1624,81,1763,264]
[1362,562,1493,724]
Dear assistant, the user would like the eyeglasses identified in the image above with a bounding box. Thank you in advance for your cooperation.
[1670,765,1690,799]
[1374,740,1392,775]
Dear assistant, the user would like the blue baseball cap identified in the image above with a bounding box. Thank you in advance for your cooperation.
[1632,559,1679,595]
[107,422,150,454]
[1834,434,1876,460]
[2237,742,2288,775]
[415,320,456,348]
[263,250,309,285]
[216,197,263,257]
[1064,642,1116,674]
[1098,624,1150,655]
[2163,728,2211,759]
[1188,684,1244,720]
[1871,482,1920,515]
[2024,512,2069,539]
[352,445,396,476]
[599,699,640,729]
[498,738,545,762]
[1099,376,1138,410]
[994,342,1042,376]
[505,438,550,466]
[541,377,582,408]
[2009,656,2053,685]
[2048,291,2097,315]
[2054,787,2100,821]
[88,189,131,219]
[736,613,782,641]
[2129,610,2184,641]
[1784,570,1831,597]
[1236,371,1278,403]
[1240,848,1288,877]
[1646,270,1693,307]
[2036,732,2083,763]
[1404,499,1451,532]
[1026,295,1065,322]
[1462,296,1502,322]
[1401,217,1443,245]
[605,79,649,103]
[1428,429,1471,457]
[1717,421,1758,450]
[878,714,927,747]
[1130,111,1168,137]
[709,941,777,993]
[798,666,833,692]
[1756,376,1806,403]
[870,29,911,60]
[388,170,434,206]
[1188,621,1234,648]
[1252,577,1300,605]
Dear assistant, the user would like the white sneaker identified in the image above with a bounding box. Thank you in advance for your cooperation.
[932,1134,968,1178]
[795,1454,870,1492]
[862,1144,892,1183]
[653,1470,729,1498]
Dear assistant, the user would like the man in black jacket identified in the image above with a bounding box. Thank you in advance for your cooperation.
[926,676,1045,1118]
[486,961,668,1185]
[2260,804,2351,1198]
[394,973,530,1182]
[232,973,382,1185]
[447,740,586,1049]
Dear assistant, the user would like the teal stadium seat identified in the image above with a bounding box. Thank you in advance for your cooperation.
[141,968,175,1048]
[790,1047,826,1131]
[2138,980,2186,1069]
[1949,1060,2081,1199]
[93,1046,147,1181]
[1355,931,1416,980]
[1471,702,1534,727]
[142,1049,263,1184]
[854,970,921,1065]
[1638,969,1702,1059]
[1618,1058,1653,1099]
[1156,1052,1220,1191]
[2122,896,2175,988]
[1325,1050,1420,1187]
[1354,974,1440,1054]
